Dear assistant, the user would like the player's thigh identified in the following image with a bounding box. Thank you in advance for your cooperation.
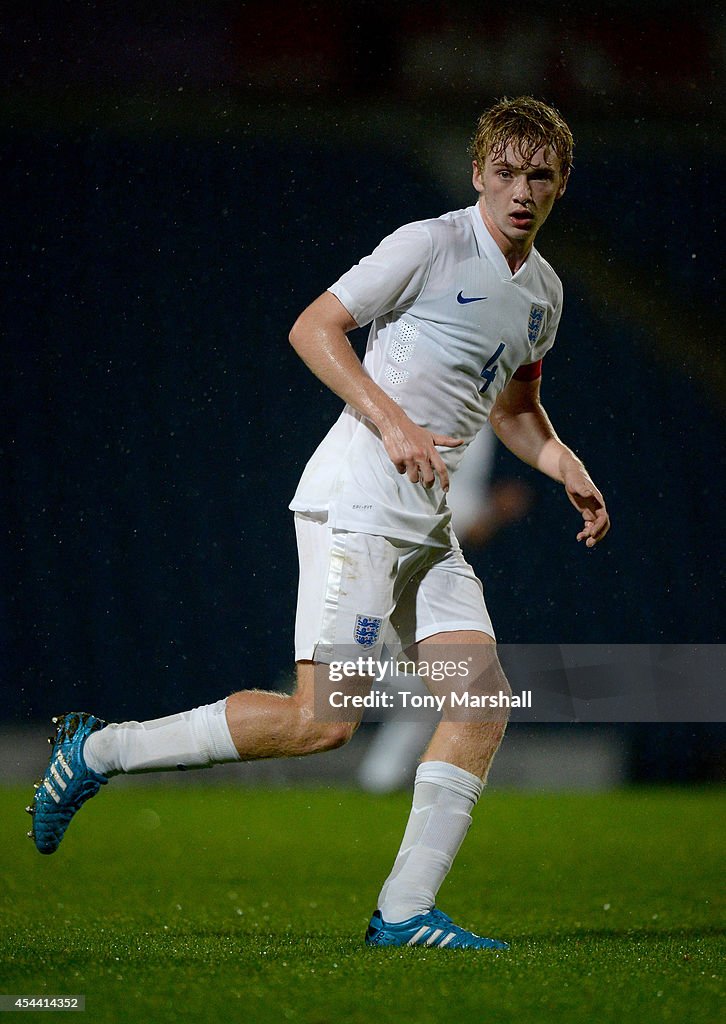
[294,512,403,663]
[390,545,495,650]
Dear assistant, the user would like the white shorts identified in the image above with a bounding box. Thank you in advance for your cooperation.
[294,512,494,663]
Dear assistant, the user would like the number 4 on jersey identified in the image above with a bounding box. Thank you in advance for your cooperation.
[479,342,505,393]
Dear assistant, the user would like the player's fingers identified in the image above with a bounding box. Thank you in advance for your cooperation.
[585,525,607,546]
[432,434,463,449]
[430,451,450,492]
[590,510,610,540]
[419,459,436,488]
[577,511,610,546]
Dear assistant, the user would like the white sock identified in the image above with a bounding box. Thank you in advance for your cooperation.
[377,760,483,923]
[83,699,240,776]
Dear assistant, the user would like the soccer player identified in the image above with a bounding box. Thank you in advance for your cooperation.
[29,97,610,950]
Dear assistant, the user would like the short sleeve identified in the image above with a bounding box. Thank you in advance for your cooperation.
[327,223,433,328]
[520,275,563,370]
[532,298,562,362]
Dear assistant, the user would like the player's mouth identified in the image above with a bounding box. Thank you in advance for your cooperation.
[509,211,535,229]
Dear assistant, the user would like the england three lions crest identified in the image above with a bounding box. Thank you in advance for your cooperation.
[353,614,382,648]
[528,304,546,345]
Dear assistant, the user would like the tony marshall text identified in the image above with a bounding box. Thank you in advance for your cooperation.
[328,690,532,711]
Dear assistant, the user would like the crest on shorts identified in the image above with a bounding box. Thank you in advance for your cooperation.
[528,304,546,344]
[353,614,382,648]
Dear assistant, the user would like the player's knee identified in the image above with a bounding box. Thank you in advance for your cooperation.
[498,672,513,703]
[451,652,512,731]
[452,646,511,700]
[315,719,357,752]
[290,705,357,755]
[490,670,512,729]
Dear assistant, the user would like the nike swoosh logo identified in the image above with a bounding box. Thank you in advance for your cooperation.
[457,291,487,304]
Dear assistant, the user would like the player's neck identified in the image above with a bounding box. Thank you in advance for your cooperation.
[477,201,532,274]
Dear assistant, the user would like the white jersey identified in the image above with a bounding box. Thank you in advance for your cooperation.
[290,204,562,547]
[447,422,497,537]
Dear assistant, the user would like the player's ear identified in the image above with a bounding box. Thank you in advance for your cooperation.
[472,160,484,193]
[557,168,569,199]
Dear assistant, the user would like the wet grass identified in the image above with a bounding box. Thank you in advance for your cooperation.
[1,785,723,1023]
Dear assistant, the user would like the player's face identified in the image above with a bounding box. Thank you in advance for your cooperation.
[473,142,567,263]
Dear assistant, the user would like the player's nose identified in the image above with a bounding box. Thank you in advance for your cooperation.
[513,177,533,203]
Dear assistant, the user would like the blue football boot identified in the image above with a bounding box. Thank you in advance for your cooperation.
[27,712,108,854]
[365,907,509,950]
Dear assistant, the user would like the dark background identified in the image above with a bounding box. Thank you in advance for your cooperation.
[2,3,724,751]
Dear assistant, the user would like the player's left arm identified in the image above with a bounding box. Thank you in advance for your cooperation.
[489,376,610,547]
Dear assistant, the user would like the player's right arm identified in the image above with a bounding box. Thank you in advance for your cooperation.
[489,375,610,547]
[289,291,461,491]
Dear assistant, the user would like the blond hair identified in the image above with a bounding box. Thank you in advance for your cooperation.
[471,96,574,181]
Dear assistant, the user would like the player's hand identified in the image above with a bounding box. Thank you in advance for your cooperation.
[562,463,610,548]
[379,417,462,492]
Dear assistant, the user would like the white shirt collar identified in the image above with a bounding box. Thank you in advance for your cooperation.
[468,202,532,282]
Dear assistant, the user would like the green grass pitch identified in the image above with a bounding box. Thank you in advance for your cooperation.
[1,785,723,1023]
